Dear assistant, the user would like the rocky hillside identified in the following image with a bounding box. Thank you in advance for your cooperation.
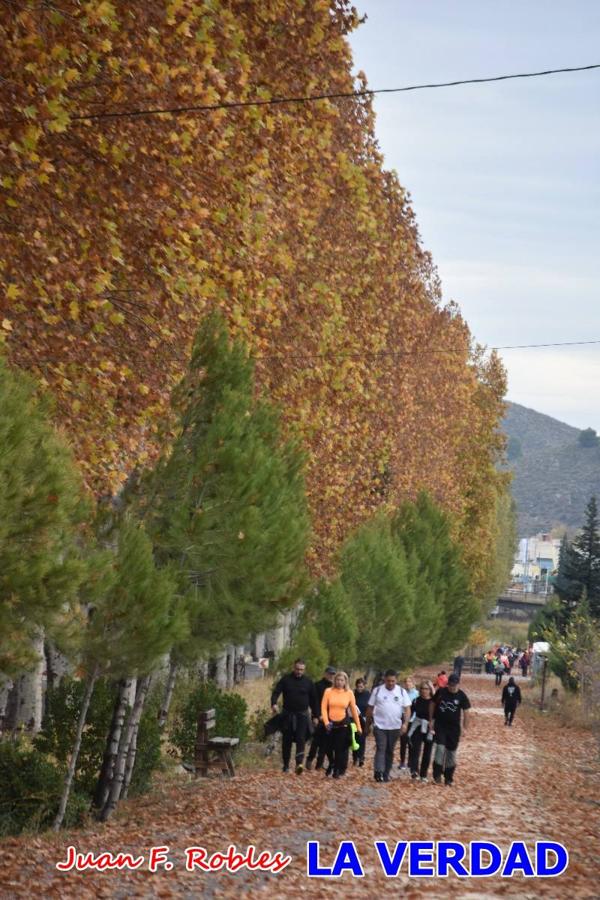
[504,402,600,536]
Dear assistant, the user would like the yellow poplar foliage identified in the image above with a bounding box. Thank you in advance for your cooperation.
[0,0,507,589]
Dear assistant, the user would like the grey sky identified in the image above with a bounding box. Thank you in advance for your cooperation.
[349,1,600,429]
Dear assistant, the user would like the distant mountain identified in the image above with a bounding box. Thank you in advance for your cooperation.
[503,402,600,537]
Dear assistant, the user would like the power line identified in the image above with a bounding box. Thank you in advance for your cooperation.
[70,63,600,124]
[254,338,600,364]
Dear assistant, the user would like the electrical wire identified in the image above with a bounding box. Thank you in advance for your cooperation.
[70,63,600,123]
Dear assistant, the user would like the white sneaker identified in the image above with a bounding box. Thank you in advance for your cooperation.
[420,776,428,783]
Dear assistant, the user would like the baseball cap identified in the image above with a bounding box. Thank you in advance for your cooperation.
[448,673,460,685]
[325,666,337,675]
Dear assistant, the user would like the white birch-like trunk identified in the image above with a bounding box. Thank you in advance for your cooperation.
[121,676,151,800]
[214,652,227,689]
[101,675,150,820]
[53,666,99,831]
[93,676,135,811]
[226,645,235,689]
[158,658,178,729]
[17,629,45,733]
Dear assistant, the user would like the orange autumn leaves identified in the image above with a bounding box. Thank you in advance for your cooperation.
[0,0,507,586]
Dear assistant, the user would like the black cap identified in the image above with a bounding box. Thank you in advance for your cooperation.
[325,666,337,675]
[448,673,460,685]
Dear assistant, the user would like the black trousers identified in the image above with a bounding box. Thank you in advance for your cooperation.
[281,713,311,768]
[352,715,366,764]
[327,723,350,775]
[504,702,517,724]
[307,722,330,767]
[495,671,503,686]
[408,729,433,778]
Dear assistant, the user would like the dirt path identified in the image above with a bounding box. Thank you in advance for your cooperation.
[1,675,599,898]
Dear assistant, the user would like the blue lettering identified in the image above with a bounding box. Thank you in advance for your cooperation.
[536,841,569,876]
[306,842,332,877]
[332,842,364,877]
[409,842,435,877]
[374,841,408,876]
[437,842,468,877]
[470,842,502,876]
[502,842,535,877]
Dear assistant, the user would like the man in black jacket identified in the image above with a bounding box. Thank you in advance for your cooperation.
[271,659,319,774]
[306,665,336,771]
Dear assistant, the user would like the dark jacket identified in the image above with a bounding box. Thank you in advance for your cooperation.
[354,689,371,717]
[502,684,522,706]
[271,673,318,717]
[315,677,334,708]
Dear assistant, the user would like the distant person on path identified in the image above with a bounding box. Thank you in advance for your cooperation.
[453,654,465,679]
[436,671,449,689]
[398,676,418,772]
[366,669,411,783]
[321,671,362,778]
[519,651,530,677]
[484,650,495,674]
[271,659,319,774]
[306,665,336,771]
[432,673,471,786]
[352,677,371,767]
[501,677,522,726]
[493,656,504,686]
[408,680,435,782]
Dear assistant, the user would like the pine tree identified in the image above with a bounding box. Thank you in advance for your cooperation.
[143,313,310,659]
[340,512,416,670]
[0,358,87,678]
[55,517,184,829]
[563,497,600,619]
[302,579,359,669]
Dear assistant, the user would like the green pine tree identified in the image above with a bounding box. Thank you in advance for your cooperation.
[144,313,310,658]
[563,497,600,619]
[0,358,87,676]
[340,512,416,670]
[302,579,359,669]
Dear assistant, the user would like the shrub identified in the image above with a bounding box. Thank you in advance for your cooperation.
[35,676,163,798]
[169,679,248,763]
[0,742,88,836]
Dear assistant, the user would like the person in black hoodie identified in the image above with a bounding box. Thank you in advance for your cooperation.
[271,659,319,774]
[501,676,522,725]
[306,665,336,771]
[431,673,471,786]
[352,677,371,767]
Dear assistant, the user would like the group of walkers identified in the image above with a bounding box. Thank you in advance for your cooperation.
[269,659,471,787]
[484,645,532,685]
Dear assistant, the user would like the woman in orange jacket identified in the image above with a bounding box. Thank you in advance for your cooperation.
[321,671,362,778]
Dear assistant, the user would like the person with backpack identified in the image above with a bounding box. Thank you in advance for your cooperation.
[493,656,504,686]
[501,676,522,725]
[366,669,412,783]
[321,671,362,778]
[408,680,435,782]
[306,665,336,771]
[431,673,471,786]
[352,677,371,767]
[271,658,319,774]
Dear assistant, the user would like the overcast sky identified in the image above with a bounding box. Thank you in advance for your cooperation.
[349,1,600,429]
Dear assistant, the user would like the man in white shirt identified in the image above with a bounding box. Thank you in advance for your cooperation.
[366,669,412,782]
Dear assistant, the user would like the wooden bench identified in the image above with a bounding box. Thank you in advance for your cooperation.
[194,708,239,778]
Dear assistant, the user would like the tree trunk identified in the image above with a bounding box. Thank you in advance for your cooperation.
[214,651,227,689]
[0,676,13,735]
[101,675,150,820]
[93,677,135,811]
[53,666,99,831]
[121,676,151,800]
[226,645,235,689]
[158,658,178,730]
[15,630,45,733]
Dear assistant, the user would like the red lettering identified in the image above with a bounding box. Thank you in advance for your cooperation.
[148,846,171,872]
[185,847,209,871]
[56,845,76,871]
[208,852,226,871]
[271,852,292,873]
